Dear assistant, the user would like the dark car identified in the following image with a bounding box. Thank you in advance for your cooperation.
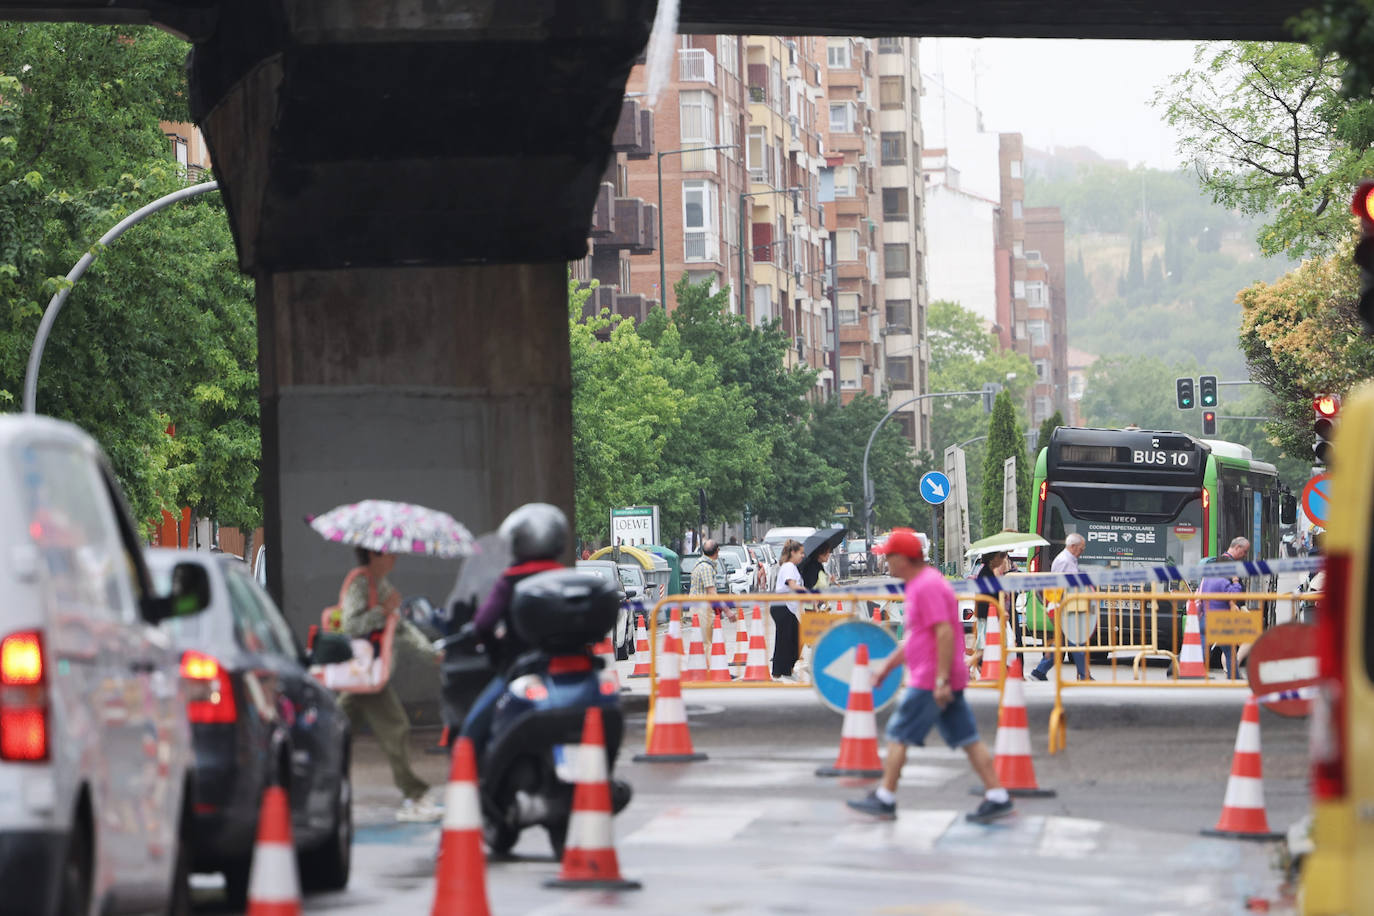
[148,549,352,908]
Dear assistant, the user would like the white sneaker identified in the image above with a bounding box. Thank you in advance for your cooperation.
[396,798,444,823]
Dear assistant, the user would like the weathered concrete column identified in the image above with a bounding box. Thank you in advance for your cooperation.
[257,263,571,703]
[184,0,653,710]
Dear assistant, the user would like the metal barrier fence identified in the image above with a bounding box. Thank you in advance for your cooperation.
[1043,590,1311,754]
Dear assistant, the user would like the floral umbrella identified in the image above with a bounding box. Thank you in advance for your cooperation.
[308,500,477,559]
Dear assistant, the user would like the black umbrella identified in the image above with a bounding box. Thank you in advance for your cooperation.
[802,526,846,563]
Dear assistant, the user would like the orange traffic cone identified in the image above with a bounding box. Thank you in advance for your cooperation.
[628,612,651,678]
[634,607,707,762]
[595,634,621,693]
[871,604,883,624]
[1202,698,1283,840]
[1179,598,1208,679]
[732,609,752,667]
[836,600,845,614]
[743,606,770,681]
[683,611,708,682]
[990,672,1055,798]
[546,707,642,890]
[245,786,301,916]
[979,608,1004,681]
[431,738,491,916]
[424,725,452,756]
[817,643,884,777]
[708,611,733,682]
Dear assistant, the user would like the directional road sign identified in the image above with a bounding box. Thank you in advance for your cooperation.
[920,470,951,506]
[1301,473,1332,526]
[1247,622,1318,717]
[812,620,902,714]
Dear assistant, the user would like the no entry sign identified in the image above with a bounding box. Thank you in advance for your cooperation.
[1246,622,1319,717]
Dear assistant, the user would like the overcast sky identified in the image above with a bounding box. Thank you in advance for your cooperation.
[919,39,1206,171]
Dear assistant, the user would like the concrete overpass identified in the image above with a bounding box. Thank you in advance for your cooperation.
[0,1,1312,659]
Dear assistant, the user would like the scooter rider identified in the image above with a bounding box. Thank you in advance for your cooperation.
[459,502,568,760]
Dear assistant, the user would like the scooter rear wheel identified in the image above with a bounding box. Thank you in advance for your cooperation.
[483,817,519,856]
[545,817,568,860]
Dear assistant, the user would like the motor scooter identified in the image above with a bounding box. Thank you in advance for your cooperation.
[437,568,632,857]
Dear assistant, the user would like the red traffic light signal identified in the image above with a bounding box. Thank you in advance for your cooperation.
[1314,394,1340,418]
[1314,393,1340,465]
[1201,410,1217,436]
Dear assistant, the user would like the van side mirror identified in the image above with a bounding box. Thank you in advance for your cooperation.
[142,561,211,624]
[1279,494,1298,526]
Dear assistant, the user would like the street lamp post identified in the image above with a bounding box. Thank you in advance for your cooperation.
[738,186,800,317]
[861,389,986,572]
[657,144,738,313]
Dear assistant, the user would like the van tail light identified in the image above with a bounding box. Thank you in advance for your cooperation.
[1311,552,1347,801]
[0,630,48,761]
[180,651,238,724]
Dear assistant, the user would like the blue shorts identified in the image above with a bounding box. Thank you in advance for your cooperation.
[885,688,979,750]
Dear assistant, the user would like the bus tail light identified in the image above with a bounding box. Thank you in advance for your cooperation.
[1029,481,1048,571]
[0,630,49,761]
[180,651,238,724]
[1311,552,1347,801]
[1200,488,1211,555]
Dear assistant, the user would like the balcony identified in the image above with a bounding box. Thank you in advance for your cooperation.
[679,48,716,85]
[839,323,870,344]
[615,294,648,324]
[612,99,641,152]
[627,109,654,160]
[604,198,648,250]
[684,229,720,263]
[590,182,615,238]
[631,204,657,255]
[581,284,617,320]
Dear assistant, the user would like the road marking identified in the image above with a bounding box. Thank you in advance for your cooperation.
[623,803,765,846]
[1038,816,1104,856]
[834,809,959,851]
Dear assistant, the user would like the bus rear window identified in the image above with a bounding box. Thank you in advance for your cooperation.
[1054,485,1198,520]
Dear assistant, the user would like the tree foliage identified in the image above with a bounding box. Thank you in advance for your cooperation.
[0,23,261,529]
[981,391,1030,536]
[1159,41,1374,258]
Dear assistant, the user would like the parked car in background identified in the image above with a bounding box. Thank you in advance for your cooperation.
[745,544,774,591]
[0,415,209,916]
[681,554,729,592]
[763,526,817,551]
[148,549,353,908]
[574,560,633,657]
[718,545,753,591]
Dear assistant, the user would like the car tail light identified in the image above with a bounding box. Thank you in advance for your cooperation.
[180,650,238,724]
[1311,552,1347,800]
[0,630,48,761]
[509,674,549,702]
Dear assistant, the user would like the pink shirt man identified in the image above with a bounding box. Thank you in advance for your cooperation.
[903,565,969,691]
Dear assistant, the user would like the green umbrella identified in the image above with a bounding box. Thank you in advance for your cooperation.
[964,531,1049,560]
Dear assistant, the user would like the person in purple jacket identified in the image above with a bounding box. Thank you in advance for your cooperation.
[459,503,568,759]
[1198,536,1250,679]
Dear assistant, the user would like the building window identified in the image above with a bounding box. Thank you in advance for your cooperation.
[827,39,852,69]
[169,134,189,168]
[880,132,905,165]
[1027,282,1048,307]
[747,126,770,183]
[882,188,908,221]
[1034,395,1053,422]
[879,76,904,110]
[679,91,717,170]
[840,357,864,389]
[888,357,913,386]
[1010,159,1023,179]
[1027,319,1049,346]
[754,284,773,325]
[1012,240,1024,258]
[1012,199,1023,219]
[834,165,858,197]
[1069,374,1085,399]
[886,299,911,331]
[884,243,910,277]
[829,101,856,133]
[838,292,861,325]
[716,35,738,76]
[1035,359,1050,379]
[1013,280,1026,300]
[878,37,903,54]
[683,180,719,262]
[836,229,860,262]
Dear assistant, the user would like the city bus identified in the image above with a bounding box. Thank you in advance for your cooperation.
[1024,426,1285,651]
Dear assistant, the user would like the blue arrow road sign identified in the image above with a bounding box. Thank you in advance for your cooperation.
[812,620,903,714]
[920,470,951,506]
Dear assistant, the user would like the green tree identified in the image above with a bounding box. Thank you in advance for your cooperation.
[1159,41,1374,258]
[810,393,932,531]
[1036,410,1065,455]
[981,391,1030,535]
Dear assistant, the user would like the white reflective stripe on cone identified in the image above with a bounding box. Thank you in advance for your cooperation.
[442,784,482,830]
[660,652,681,679]
[841,716,877,739]
[577,743,608,783]
[1234,722,1261,752]
[1221,775,1266,808]
[566,811,614,849]
[994,727,1032,756]
[248,844,300,900]
[655,697,687,723]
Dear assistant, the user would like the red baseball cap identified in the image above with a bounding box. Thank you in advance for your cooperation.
[874,528,924,561]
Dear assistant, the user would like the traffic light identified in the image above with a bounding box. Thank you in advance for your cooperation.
[1199,375,1218,408]
[1314,394,1340,465]
[1351,182,1374,330]
[1201,410,1217,436]
[981,382,1001,414]
[1175,377,1195,410]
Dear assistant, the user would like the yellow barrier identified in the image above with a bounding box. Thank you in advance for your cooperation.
[1044,590,1310,755]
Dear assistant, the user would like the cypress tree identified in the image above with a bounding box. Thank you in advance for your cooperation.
[981,391,1029,536]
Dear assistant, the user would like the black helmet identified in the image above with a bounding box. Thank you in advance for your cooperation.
[499,503,569,562]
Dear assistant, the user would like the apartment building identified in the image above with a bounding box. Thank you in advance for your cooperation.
[820,36,885,407]
[874,36,931,451]
[1025,206,1069,423]
[624,37,751,315]
[743,36,830,393]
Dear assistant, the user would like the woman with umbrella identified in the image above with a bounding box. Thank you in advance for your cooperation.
[800,527,846,590]
[312,500,476,823]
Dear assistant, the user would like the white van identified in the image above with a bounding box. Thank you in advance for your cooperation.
[762,526,817,550]
[0,416,209,914]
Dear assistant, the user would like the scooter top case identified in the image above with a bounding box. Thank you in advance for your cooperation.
[509,569,620,653]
